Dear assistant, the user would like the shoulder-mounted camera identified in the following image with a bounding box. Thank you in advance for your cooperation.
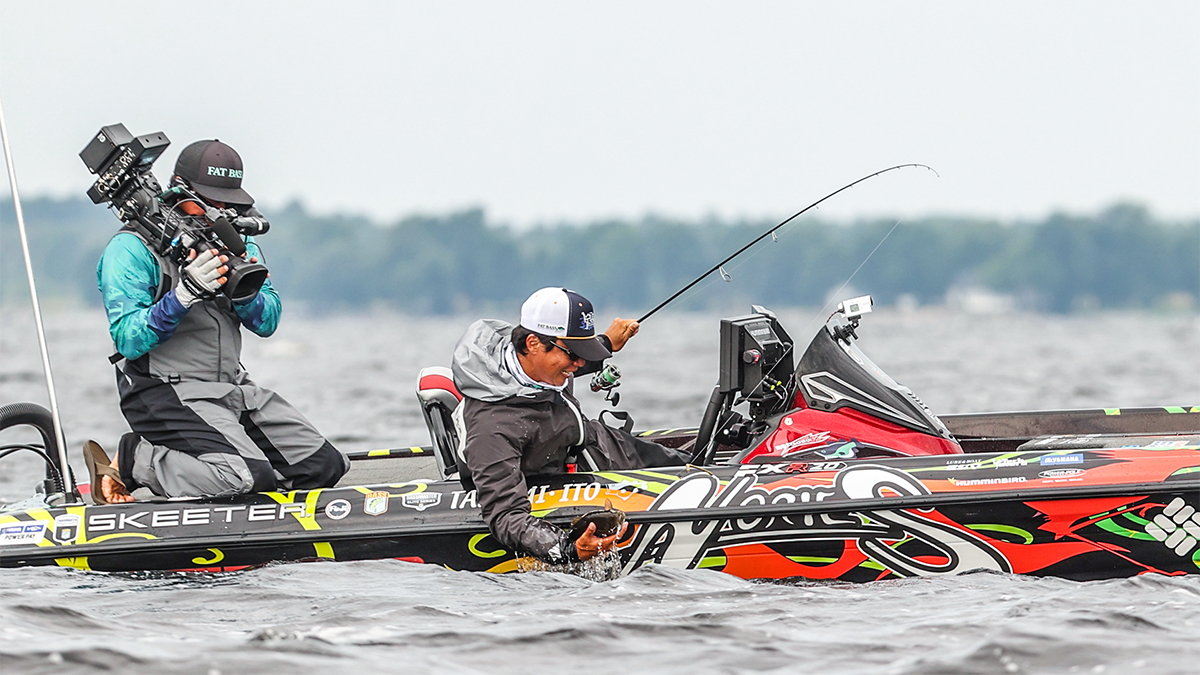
[81,123,269,302]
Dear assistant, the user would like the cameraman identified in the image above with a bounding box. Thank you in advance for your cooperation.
[92,139,348,503]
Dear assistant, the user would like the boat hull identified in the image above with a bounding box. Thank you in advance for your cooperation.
[3,444,1199,581]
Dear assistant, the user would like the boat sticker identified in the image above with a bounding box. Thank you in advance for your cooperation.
[324,499,352,520]
[1146,440,1192,449]
[621,464,1011,578]
[1040,454,1083,466]
[0,522,47,546]
[85,504,307,532]
[1040,468,1085,479]
[785,461,846,473]
[947,458,984,469]
[944,457,1026,470]
[53,514,81,543]
[401,492,442,512]
[776,431,832,454]
[364,491,389,516]
[1145,497,1200,557]
[947,476,1027,487]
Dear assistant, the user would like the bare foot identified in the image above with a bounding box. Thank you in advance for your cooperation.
[102,456,135,503]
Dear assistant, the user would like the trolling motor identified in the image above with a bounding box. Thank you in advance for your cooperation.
[80,123,270,302]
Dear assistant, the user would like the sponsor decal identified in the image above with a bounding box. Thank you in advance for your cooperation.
[785,461,847,473]
[578,311,595,331]
[84,503,310,533]
[401,492,442,512]
[947,476,1027,487]
[53,514,81,543]
[1145,497,1200,557]
[0,522,47,546]
[364,491,390,516]
[1040,454,1083,466]
[948,457,1027,470]
[1146,440,1192,449]
[324,499,352,520]
[536,322,565,332]
[1039,468,1085,479]
[775,431,833,454]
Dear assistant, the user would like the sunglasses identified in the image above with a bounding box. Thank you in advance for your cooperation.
[546,339,584,362]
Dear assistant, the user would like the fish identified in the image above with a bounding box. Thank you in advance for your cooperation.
[567,498,627,541]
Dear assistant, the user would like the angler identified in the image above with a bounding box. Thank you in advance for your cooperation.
[451,287,689,564]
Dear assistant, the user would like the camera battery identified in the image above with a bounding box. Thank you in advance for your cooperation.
[80,123,135,174]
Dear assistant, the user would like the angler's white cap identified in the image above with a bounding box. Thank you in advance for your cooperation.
[519,287,611,362]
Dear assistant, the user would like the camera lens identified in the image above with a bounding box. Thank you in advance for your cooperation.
[223,260,268,302]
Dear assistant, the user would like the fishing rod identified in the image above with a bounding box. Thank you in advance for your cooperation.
[636,163,937,323]
[0,86,76,498]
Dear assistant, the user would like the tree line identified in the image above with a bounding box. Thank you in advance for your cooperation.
[2,197,1197,314]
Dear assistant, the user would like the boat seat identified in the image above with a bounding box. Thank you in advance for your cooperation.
[415,366,601,481]
[416,366,462,479]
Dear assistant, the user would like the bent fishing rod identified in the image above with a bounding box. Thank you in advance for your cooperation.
[636,163,937,323]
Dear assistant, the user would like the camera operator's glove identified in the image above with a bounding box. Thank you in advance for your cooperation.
[175,249,226,308]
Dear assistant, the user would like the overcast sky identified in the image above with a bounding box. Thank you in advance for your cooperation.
[1,1,1197,226]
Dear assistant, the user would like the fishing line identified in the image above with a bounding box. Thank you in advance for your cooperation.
[654,216,807,311]
[729,217,904,416]
[637,164,937,323]
[0,86,74,496]
[797,217,906,340]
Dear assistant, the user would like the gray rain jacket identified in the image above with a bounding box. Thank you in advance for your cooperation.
[452,319,686,564]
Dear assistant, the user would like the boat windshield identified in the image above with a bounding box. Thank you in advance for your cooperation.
[795,320,951,438]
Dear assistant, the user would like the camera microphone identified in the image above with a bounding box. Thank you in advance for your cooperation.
[210,217,246,257]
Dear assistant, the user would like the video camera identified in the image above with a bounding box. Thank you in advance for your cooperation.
[80,123,269,302]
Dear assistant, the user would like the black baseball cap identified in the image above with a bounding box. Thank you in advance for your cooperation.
[174,139,254,206]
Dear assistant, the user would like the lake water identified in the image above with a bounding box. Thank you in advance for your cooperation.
[2,306,1199,674]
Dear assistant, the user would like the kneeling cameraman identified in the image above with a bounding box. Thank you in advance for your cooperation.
[92,139,347,503]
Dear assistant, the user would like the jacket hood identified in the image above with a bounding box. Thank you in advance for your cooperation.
[452,319,542,402]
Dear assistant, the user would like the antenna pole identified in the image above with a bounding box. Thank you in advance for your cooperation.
[0,87,75,497]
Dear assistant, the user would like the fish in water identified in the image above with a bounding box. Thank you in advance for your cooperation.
[568,498,627,541]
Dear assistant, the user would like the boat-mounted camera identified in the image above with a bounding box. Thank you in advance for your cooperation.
[829,294,873,344]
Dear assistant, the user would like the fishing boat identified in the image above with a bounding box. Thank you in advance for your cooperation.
[3,299,1198,581]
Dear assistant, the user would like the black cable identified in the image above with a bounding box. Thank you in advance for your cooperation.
[0,443,64,487]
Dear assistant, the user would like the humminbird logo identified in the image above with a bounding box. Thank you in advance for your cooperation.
[206,166,243,178]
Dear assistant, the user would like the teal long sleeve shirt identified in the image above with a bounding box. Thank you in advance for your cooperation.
[97,232,281,360]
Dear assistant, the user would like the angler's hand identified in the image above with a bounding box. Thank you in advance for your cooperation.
[573,521,628,561]
[605,318,640,352]
[175,248,228,307]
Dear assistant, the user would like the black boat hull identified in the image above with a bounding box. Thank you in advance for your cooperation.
[4,445,1199,582]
